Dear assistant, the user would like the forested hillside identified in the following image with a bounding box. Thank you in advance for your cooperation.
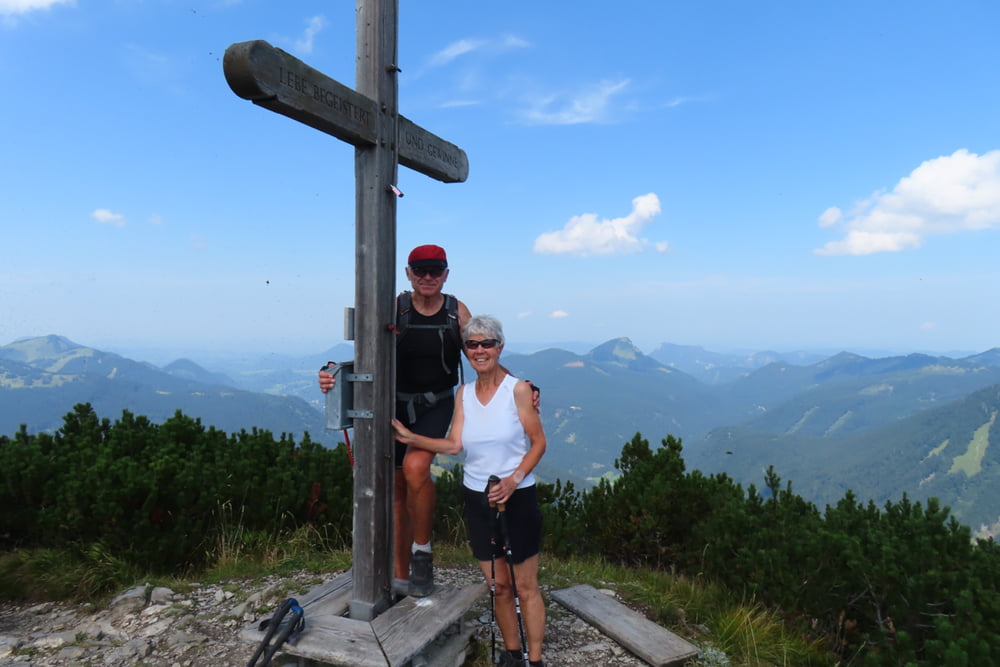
[0,335,328,445]
[5,334,1000,540]
[693,384,1000,535]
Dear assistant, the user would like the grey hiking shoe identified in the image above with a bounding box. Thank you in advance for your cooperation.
[409,551,434,597]
[391,578,409,597]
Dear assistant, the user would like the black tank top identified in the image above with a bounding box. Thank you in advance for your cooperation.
[396,299,461,394]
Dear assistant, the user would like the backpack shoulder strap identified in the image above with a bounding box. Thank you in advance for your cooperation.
[443,293,462,343]
[443,293,464,383]
[396,291,413,337]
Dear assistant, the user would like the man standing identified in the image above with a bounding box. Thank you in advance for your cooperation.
[320,244,469,597]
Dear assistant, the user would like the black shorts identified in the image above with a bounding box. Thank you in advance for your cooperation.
[463,485,542,565]
[394,394,454,468]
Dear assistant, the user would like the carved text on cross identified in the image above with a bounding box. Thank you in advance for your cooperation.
[224,40,469,184]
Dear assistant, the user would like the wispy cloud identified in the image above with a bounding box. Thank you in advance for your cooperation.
[816,149,1000,256]
[663,94,712,109]
[92,208,126,227]
[425,34,528,70]
[439,99,480,109]
[520,78,630,126]
[427,38,489,68]
[534,193,665,256]
[550,310,569,319]
[0,0,73,17]
[295,15,327,55]
[417,34,530,108]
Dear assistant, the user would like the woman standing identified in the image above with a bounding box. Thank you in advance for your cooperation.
[392,315,547,667]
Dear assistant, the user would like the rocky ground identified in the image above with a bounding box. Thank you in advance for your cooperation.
[0,565,687,666]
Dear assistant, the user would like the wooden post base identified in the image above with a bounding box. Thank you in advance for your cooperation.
[240,571,486,667]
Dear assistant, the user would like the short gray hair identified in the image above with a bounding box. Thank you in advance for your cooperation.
[463,315,505,346]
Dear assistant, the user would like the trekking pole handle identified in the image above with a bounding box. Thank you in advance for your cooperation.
[486,474,505,511]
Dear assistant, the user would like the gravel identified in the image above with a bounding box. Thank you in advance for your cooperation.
[0,565,664,666]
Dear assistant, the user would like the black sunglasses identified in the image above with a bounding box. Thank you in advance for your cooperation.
[464,338,500,350]
[410,266,446,278]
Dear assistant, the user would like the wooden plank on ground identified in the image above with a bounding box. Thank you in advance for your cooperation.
[239,611,386,667]
[280,613,386,667]
[551,584,700,667]
[372,582,487,667]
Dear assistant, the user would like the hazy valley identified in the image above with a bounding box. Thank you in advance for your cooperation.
[4,334,1000,537]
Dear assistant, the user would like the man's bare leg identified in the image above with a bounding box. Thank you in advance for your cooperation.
[404,447,437,545]
[403,447,436,595]
[393,469,412,591]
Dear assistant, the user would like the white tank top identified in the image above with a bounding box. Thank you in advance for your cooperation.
[460,374,535,492]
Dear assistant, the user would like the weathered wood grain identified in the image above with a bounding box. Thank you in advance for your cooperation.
[551,584,700,667]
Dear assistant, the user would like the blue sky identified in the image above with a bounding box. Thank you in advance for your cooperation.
[3,1,999,363]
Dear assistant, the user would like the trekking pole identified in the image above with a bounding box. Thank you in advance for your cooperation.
[486,476,499,665]
[246,598,305,667]
[489,474,530,666]
[246,598,293,667]
[258,603,304,666]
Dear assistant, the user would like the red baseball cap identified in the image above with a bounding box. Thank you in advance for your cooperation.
[408,244,448,268]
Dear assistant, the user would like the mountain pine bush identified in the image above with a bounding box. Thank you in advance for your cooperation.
[0,403,352,571]
[5,407,1000,664]
[538,432,1000,665]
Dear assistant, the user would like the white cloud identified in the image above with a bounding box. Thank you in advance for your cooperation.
[501,34,529,49]
[295,15,327,54]
[534,193,664,256]
[517,311,532,319]
[920,321,938,330]
[818,207,842,228]
[663,95,711,109]
[0,0,72,16]
[427,38,488,68]
[521,78,630,126]
[91,208,125,227]
[816,149,1000,256]
[439,99,480,109]
[426,34,529,69]
[550,310,569,319]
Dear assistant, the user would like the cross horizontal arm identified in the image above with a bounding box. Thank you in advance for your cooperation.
[223,40,469,183]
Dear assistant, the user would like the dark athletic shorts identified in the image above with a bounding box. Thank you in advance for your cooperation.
[463,484,542,565]
[394,394,454,468]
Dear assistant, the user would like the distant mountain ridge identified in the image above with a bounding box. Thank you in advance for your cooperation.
[5,334,1000,536]
[162,358,237,387]
[0,335,328,445]
[648,342,829,384]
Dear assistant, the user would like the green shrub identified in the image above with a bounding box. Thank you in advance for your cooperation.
[0,404,352,572]
[542,432,1000,665]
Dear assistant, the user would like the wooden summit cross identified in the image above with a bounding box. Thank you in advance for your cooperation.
[223,0,468,623]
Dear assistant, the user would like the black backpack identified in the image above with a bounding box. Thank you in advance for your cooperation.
[396,290,463,381]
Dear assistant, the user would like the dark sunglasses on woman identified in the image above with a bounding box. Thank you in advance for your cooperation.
[464,339,500,350]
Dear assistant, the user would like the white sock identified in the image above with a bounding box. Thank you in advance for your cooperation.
[412,542,432,554]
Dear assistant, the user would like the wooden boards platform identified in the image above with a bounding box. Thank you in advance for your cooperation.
[550,584,700,666]
[240,571,486,667]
